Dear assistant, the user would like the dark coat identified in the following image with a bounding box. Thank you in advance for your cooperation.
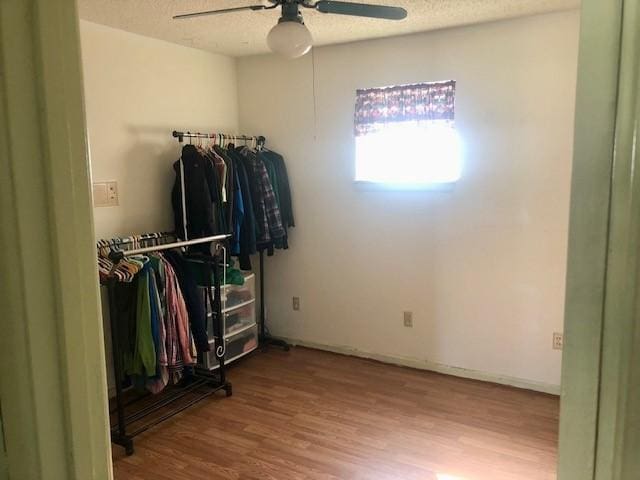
[171,145,222,243]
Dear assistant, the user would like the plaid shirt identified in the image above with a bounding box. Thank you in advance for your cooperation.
[247,151,285,244]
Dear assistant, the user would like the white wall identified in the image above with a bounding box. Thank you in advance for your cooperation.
[80,21,239,391]
[81,20,239,239]
[237,10,580,391]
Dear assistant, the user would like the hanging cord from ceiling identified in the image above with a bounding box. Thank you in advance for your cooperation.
[311,46,318,142]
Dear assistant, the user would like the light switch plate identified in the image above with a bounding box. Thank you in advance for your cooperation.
[93,181,118,207]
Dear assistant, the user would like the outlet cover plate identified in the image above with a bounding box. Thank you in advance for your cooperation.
[403,311,413,328]
[553,332,564,350]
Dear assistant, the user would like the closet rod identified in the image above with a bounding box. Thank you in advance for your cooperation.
[172,130,265,144]
[121,234,230,257]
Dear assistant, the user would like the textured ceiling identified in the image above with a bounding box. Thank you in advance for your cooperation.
[77,0,580,57]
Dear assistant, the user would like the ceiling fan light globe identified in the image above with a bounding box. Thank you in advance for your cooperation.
[267,21,313,59]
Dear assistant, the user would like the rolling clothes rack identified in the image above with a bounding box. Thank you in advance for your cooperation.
[107,233,232,456]
[173,130,290,352]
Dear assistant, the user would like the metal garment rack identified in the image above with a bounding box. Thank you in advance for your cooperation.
[106,233,232,456]
[173,129,289,352]
[258,250,290,351]
[172,129,265,146]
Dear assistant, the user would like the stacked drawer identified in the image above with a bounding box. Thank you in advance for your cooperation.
[199,273,259,370]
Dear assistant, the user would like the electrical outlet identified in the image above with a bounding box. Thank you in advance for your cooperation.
[403,311,413,328]
[292,296,300,311]
[553,332,564,350]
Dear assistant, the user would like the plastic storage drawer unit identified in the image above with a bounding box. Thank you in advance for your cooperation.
[200,324,259,370]
[222,273,255,311]
[225,301,256,336]
[206,300,256,338]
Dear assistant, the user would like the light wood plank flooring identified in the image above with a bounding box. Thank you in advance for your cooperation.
[113,347,559,480]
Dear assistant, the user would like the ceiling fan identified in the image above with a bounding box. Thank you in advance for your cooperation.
[173,0,408,59]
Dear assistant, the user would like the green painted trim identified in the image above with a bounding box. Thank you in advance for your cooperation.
[0,411,7,480]
[558,1,623,479]
[0,0,112,478]
[595,0,640,478]
[0,2,68,476]
[560,0,640,478]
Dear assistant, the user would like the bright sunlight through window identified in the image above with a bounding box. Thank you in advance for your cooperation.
[355,120,462,185]
[353,80,460,187]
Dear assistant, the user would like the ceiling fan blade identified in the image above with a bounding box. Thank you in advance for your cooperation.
[314,1,407,20]
[173,5,267,20]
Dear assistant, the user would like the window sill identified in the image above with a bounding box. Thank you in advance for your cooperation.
[353,181,456,192]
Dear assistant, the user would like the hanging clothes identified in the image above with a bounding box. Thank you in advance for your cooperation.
[231,168,244,256]
[171,144,225,248]
[99,242,200,395]
[238,148,268,245]
[171,137,294,272]
[263,149,295,229]
[129,265,156,378]
[239,147,286,248]
[225,147,257,269]
[112,279,138,375]
[146,260,169,394]
[212,144,237,245]
[168,259,197,368]
[163,249,209,354]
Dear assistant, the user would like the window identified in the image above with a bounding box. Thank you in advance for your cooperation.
[354,81,461,186]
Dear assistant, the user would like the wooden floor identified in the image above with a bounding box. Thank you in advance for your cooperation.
[113,347,559,480]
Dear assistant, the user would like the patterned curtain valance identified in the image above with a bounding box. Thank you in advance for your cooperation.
[354,80,456,136]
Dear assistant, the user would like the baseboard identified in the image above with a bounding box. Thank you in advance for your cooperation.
[281,337,561,396]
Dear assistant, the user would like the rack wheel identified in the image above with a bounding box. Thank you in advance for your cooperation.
[224,384,233,397]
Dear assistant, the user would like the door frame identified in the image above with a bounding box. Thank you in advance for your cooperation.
[0,0,112,478]
[0,0,638,479]
[558,0,640,478]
